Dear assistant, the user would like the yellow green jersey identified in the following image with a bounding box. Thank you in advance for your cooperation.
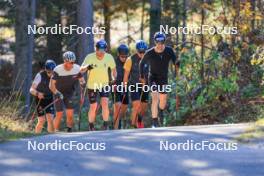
[81,52,116,89]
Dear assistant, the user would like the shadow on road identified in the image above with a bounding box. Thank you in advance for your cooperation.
[0,124,263,176]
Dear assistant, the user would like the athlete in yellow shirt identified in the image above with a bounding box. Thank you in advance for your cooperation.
[80,40,116,131]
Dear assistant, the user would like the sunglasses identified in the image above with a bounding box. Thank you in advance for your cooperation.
[46,70,53,74]
[119,55,128,58]
[139,51,145,54]
[66,61,75,65]
[155,41,165,45]
[98,48,106,53]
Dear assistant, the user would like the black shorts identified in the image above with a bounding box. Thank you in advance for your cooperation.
[36,98,55,116]
[130,86,149,102]
[88,89,109,104]
[149,76,169,94]
[114,91,129,105]
[54,95,74,112]
[141,91,149,103]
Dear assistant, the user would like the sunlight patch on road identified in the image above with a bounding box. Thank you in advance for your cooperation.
[182,159,208,168]
[131,131,184,137]
[0,158,31,166]
[114,145,151,154]
[182,159,233,176]
[128,167,151,175]
[106,156,131,164]
[3,172,56,176]
[211,138,232,143]
[119,135,140,140]
[81,161,109,171]
[189,169,233,176]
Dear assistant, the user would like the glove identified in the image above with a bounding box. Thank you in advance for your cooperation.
[44,94,53,99]
[54,91,64,100]
[139,78,146,85]
[87,64,95,70]
[73,72,83,79]
[80,82,86,89]
[109,79,116,86]
[36,92,44,99]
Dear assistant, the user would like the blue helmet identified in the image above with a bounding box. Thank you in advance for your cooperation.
[96,39,108,51]
[45,59,56,71]
[117,44,129,56]
[136,40,148,52]
[63,51,76,62]
[154,32,166,43]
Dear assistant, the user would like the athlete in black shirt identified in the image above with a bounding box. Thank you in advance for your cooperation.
[124,40,149,128]
[113,44,129,129]
[30,60,56,133]
[49,51,85,132]
[139,32,178,128]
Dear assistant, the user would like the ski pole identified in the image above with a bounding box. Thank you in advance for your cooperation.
[40,98,60,113]
[30,97,58,130]
[29,99,41,130]
[134,90,144,128]
[30,99,41,122]
[78,86,87,131]
[135,73,148,128]
[114,91,127,128]
[78,69,91,131]
[111,83,117,129]
[175,63,180,119]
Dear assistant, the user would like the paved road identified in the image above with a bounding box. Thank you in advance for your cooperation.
[0,123,263,176]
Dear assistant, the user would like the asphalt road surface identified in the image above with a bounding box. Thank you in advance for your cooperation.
[0,123,263,176]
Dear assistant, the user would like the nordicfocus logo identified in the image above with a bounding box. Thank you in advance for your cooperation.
[160,140,238,151]
[27,24,105,35]
[27,140,106,151]
[160,24,238,35]
[92,83,172,93]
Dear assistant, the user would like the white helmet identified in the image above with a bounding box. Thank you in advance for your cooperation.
[63,51,76,62]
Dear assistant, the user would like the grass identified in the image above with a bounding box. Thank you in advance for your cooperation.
[0,116,35,142]
[236,118,264,143]
[0,87,37,142]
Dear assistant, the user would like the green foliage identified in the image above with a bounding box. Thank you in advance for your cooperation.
[241,84,260,98]
[177,46,239,107]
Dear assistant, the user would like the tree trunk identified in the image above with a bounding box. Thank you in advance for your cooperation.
[149,0,161,47]
[14,0,35,115]
[125,8,131,45]
[140,0,146,40]
[182,0,187,47]
[251,0,256,30]
[163,0,173,46]
[200,0,205,85]
[77,0,94,64]
[257,0,264,27]
[25,0,36,115]
[175,0,180,53]
[46,2,62,63]
[103,0,111,47]
[14,0,28,91]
